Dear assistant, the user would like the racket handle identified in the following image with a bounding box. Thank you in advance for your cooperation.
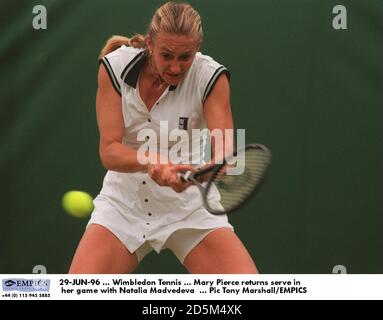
[178,170,193,182]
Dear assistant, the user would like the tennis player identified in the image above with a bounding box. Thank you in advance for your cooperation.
[69,1,258,274]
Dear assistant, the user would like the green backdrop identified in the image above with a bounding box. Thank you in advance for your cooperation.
[1,0,382,274]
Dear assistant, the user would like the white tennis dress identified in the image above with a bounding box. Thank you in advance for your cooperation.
[89,46,233,263]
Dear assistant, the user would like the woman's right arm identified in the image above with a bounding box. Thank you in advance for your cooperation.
[96,63,146,172]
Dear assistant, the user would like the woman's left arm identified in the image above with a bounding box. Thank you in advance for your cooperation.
[203,74,235,162]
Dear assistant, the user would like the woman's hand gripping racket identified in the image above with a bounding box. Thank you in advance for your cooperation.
[179,144,272,215]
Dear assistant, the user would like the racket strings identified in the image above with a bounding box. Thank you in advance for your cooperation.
[206,147,270,213]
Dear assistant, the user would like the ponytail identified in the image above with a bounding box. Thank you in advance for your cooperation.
[99,34,146,58]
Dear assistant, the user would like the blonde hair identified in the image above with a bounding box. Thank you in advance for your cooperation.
[99,2,203,58]
[99,34,145,59]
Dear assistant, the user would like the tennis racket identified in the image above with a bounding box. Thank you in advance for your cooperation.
[179,143,272,215]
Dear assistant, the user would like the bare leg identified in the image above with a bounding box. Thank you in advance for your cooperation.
[69,224,138,274]
[183,228,258,274]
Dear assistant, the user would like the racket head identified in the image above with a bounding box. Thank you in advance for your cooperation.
[201,143,272,215]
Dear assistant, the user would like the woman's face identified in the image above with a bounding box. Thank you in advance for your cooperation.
[147,32,199,85]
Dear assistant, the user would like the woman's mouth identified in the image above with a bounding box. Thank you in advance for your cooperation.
[166,73,181,78]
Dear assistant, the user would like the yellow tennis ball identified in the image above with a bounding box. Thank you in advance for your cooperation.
[62,190,94,218]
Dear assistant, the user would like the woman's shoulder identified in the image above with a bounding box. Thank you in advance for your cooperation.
[105,45,145,61]
[99,46,146,90]
[195,52,217,64]
[193,52,225,71]
[194,52,222,68]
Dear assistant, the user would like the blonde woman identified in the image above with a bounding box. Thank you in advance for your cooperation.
[69,1,258,274]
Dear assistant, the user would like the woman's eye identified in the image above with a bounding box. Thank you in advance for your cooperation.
[162,53,172,59]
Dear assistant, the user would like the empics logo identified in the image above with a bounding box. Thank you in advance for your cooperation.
[4,280,16,287]
[2,278,50,292]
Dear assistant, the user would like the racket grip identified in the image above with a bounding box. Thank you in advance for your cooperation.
[178,170,193,182]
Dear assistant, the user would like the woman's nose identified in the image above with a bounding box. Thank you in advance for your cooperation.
[168,62,181,75]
